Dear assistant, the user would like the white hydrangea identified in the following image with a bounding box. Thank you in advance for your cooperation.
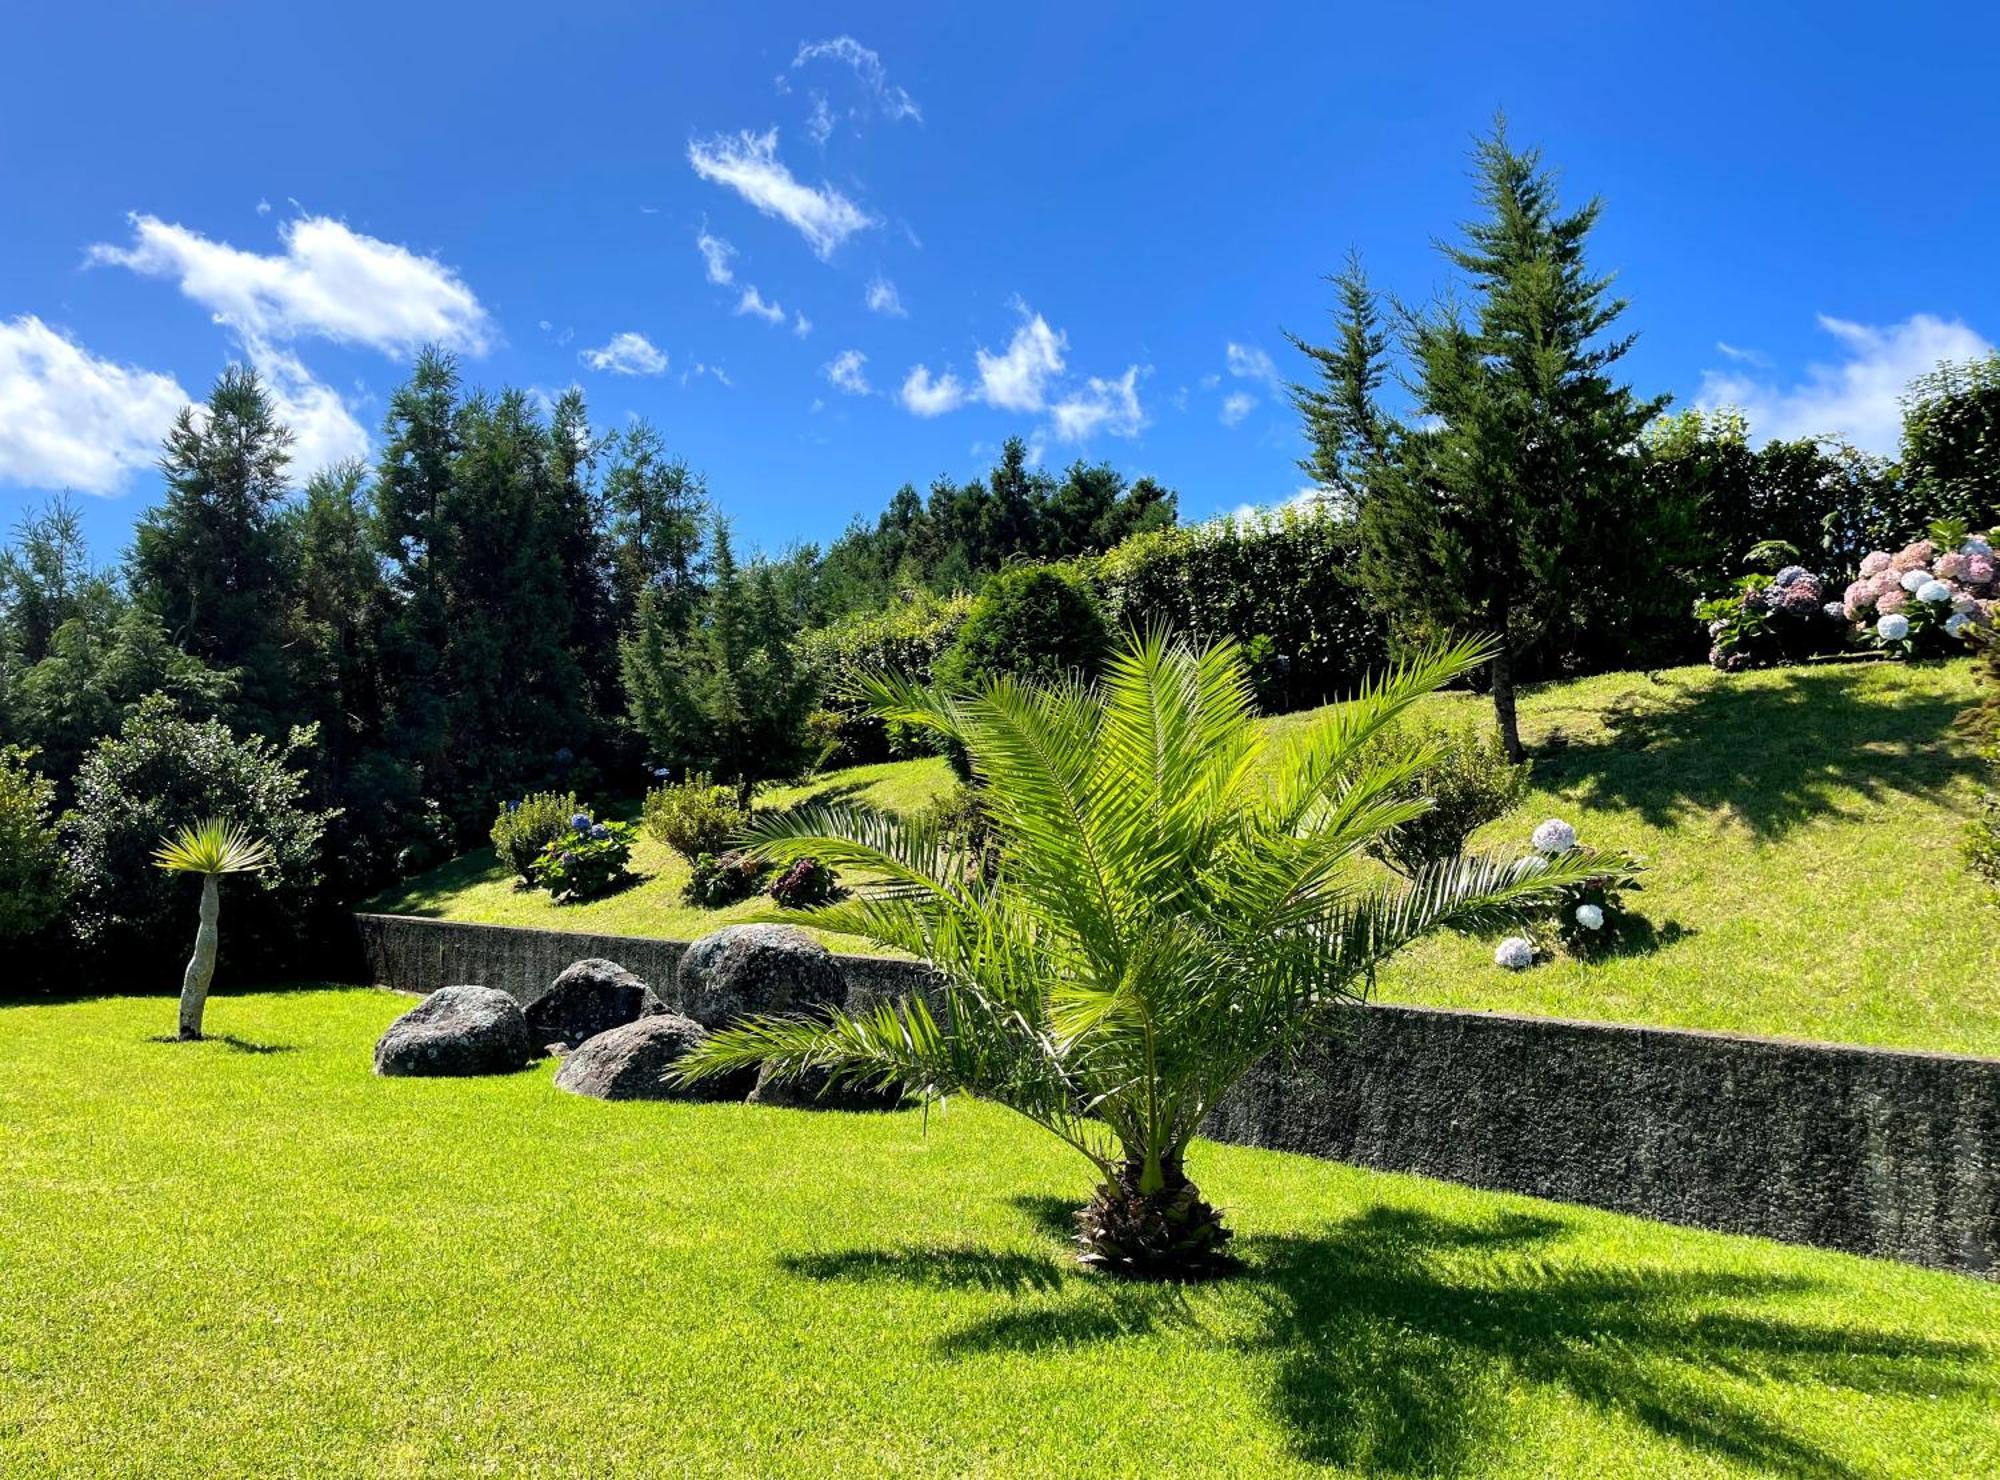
[1877,613,1911,641]
[1574,903,1605,931]
[1494,936,1535,970]
[1899,568,1930,592]
[1917,579,1952,604]
[1946,612,1973,638]
[1531,818,1577,854]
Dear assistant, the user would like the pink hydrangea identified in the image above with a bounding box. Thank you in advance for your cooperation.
[1859,551,1892,577]
[1774,578,1823,614]
[1936,551,1967,581]
[1896,539,1937,569]
[1967,555,1996,587]
[1877,588,1908,615]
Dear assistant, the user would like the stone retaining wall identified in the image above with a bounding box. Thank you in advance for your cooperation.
[351,913,1998,1277]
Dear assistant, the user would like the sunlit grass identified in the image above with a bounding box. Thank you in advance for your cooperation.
[1,989,1993,1477]
[370,662,2000,1053]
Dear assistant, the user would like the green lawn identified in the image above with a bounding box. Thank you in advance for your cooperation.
[2,990,1994,1477]
[370,660,2000,1055]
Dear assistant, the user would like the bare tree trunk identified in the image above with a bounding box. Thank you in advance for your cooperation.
[178,875,219,1041]
[1490,643,1523,763]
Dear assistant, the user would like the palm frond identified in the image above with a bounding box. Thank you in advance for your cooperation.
[152,818,274,877]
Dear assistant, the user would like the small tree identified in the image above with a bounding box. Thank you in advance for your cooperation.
[153,819,274,1040]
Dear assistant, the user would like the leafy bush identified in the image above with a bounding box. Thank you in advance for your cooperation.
[798,592,973,764]
[767,856,842,909]
[1092,503,1385,711]
[934,565,1109,694]
[66,694,332,978]
[1362,721,1531,878]
[1968,746,2000,891]
[642,775,747,861]
[0,746,70,955]
[529,813,637,902]
[1507,818,1645,963]
[1839,523,1996,657]
[1694,565,1846,671]
[682,849,768,908]
[921,782,1001,886]
[490,791,583,883]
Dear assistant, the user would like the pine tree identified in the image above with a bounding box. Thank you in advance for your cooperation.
[1289,249,1391,508]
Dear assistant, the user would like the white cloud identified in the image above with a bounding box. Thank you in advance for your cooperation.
[244,339,370,475]
[792,37,921,124]
[793,311,813,338]
[901,365,966,417]
[977,309,1067,412]
[825,349,871,396]
[1697,312,1993,454]
[735,285,786,325]
[1220,391,1255,427]
[1050,366,1144,442]
[680,361,732,388]
[864,275,906,317]
[255,197,272,216]
[1714,340,1769,367]
[696,227,736,285]
[805,93,837,147]
[89,212,493,357]
[579,331,668,376]
[686,128,877,260]
[1226,341,1282,392]
[0,315,189,493]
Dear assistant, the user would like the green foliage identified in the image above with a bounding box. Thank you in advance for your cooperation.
[529,816,637,903]
[0,746,68,949]
[1901,352,2000,534]
[65,694,332,976]
[679,630,1624,1276]
[152,817,275,877]
[641,775,747,861]
[933,563,1109,695]
[1361,721,1532,879]
[489,791,584,883]
[767,856,842,909]
[681,849,768,908]
[920,782,1002,886]
[1092,502,1384,711]
[798,590,975,763]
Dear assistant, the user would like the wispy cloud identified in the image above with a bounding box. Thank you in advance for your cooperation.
[1697,312,1993,454]
[735,285,787,325]
[1226,341,1282,392]
[900,364,966,416]
[0,314,190,494]
[89,212,494,357]
[580,331,668,375]
[696,226,736,285]
[687,128,876,260]
[1051,366,1145,442]
[793,311,812,338]
[825,348,871,395]
[791,36,922,124]
[1220,390,1255,427]
[864,275,906,317]
[1714,340,1770,368]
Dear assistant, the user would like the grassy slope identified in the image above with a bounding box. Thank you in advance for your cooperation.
[369,661,2000,1055]
[1,990,1994,1478]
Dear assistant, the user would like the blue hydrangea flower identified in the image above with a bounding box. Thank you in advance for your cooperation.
[589,823,610,840]
[555,747,574,764]
[571,812,593,832]
[1773,565,1810,588]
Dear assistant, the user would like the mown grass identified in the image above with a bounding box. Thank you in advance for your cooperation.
[369,661,1999,1055]
[1,990,1994,1477]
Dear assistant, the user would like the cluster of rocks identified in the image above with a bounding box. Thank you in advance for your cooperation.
[370,924,902,1112]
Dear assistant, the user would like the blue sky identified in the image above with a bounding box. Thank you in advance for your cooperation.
[4,1,1998,564]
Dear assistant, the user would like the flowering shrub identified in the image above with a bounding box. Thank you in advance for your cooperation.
[642,774,747,862]
[767,856,843,910]
[529,814,637,902]
[1840,523,1997,657]
[1693,566,1845,671]
[682,849,768,908]
[491,791,583,883]
[1495,817,1644,965]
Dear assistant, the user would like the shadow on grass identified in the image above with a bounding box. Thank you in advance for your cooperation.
[790,1203,1982,1477]
[145,1033,298,1054]
[1536,664,1980,839]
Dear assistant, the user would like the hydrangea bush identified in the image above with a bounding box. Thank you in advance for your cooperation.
[529,813,637,902]
[1493,817,1644,966]
[1693,565,1845,671]
[1840,523,1997,658]
[490,791,584,883]
[767,856,843,910]
[682,849,768,908]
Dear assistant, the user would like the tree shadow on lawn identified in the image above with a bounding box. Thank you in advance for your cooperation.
[144,1032,297,1054]
[1535,664,1981,840]
[790,1203,1983,1477]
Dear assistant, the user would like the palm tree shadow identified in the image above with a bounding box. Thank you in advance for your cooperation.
[1537,665,1981,839]
[146,1032,297,1054]
[787,1202,1982,1476]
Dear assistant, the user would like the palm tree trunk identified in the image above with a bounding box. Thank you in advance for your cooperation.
[177,875,219,1041]
[1074,1157,1237,1281]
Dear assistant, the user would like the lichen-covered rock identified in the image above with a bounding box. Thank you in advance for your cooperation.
[525,958,660,1049]
[552,1014,735,1101]
[676,924,846,1028]
[748,1061,907,1113]
[374,985,536,1077]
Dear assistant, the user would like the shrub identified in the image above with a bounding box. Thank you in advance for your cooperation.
[921,782,1002,886]
[934,565,1109,694]
[529,814,637,902]
[798,592,973,764]
[66,694,331,978]
[1694,566,1847,671]
[491,791,583,883]
[1362,721,1532,878]
[1968,746,2000,892]
[0,746,70,955]
[1838,523,1997,658]
[682,849,768,908]
[768,856,842,910]
[642,775,747,861]
[1501,817,1645,964]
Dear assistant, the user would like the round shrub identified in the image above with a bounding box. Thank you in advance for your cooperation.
[66,694,332,979]
[1361,721,1532,878]
[934,564,1110,696]
[642,775,747,862]
[682,850,768,908]
[768,856,841,910]
[0,746,70,960]
[490,790,582,883]
[529,815,637,902]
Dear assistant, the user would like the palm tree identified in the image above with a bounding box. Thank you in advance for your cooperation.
[677,630,1624,1279]
[153,818,275,1041]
